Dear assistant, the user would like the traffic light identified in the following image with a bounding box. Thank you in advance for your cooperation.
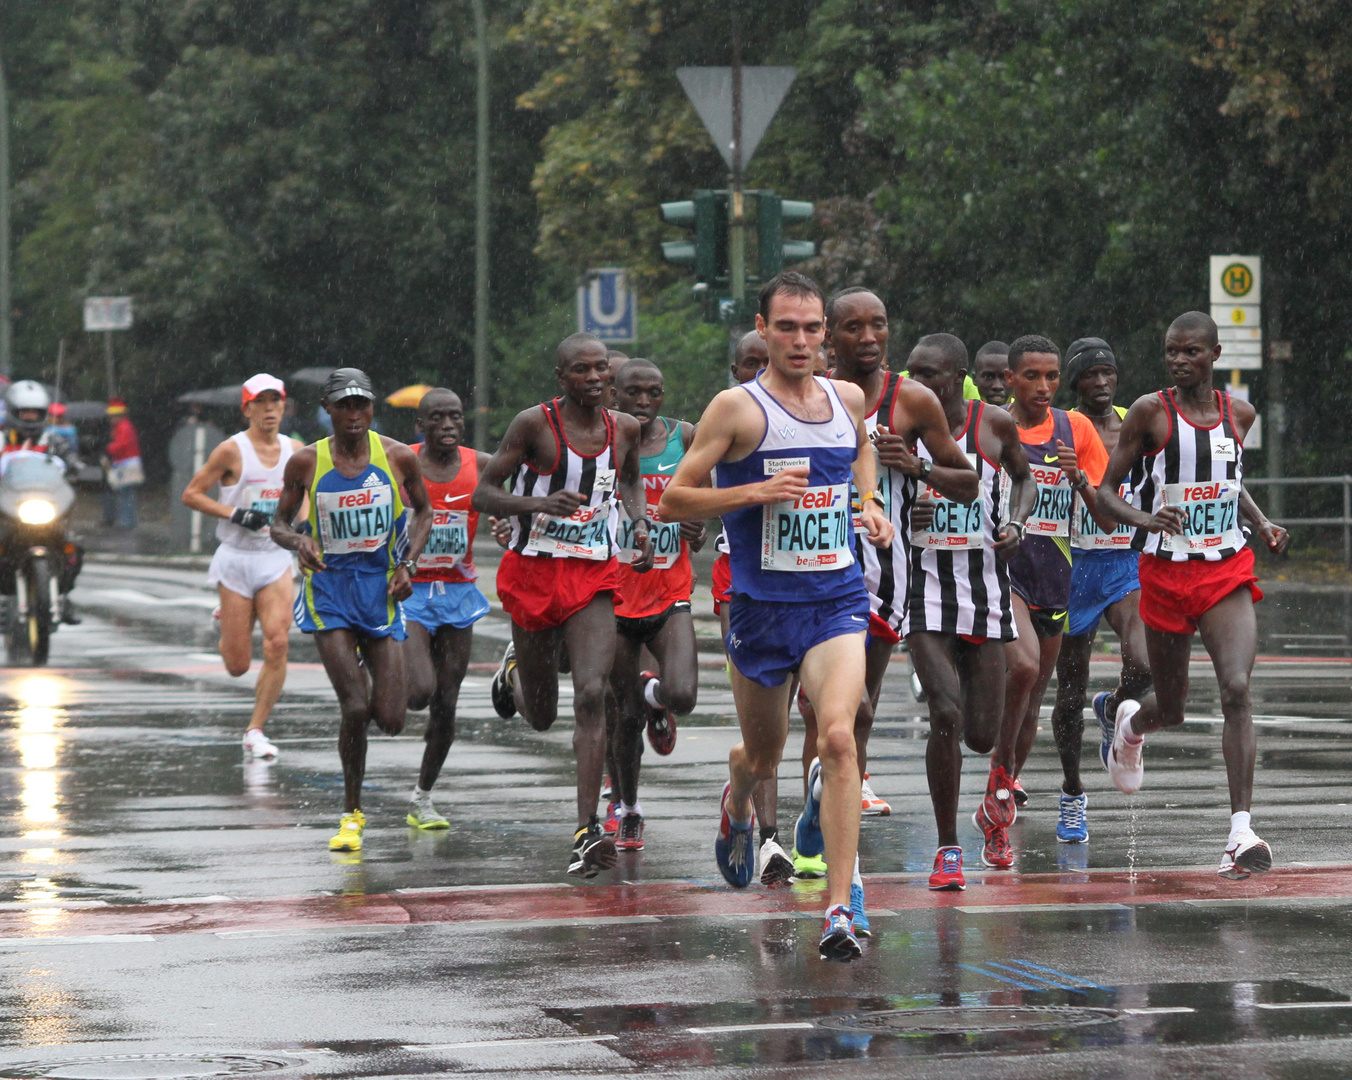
[756,194,815,280]
[660,190,728,287]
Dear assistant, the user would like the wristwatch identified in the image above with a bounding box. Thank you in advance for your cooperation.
[917,459,933,480]
[396,558,417,576]
[1072,475,1091,493]
[860,490,884,506]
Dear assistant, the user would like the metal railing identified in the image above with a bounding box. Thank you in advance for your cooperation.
[1243,475,1352,567]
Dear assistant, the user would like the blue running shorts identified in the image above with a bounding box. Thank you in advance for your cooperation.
[402,579,490,633]
[1067,548,1140,638]
[295,568,406,640]
[725,581,870,688]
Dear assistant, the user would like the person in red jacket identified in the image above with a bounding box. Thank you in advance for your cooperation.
[103,399,143,529]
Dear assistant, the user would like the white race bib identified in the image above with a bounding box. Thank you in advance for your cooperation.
[417,509,471,570]
[617,509,681,569]
[1024,462,1072,538]
[317,483,395,555]
[910,485,985,550]
[525,503,613,560]
[1072,481,1134,550]
[1159,480,1242,554]
[761,483,855,572]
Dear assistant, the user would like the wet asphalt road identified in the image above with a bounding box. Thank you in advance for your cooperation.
[0,557,1347,1077]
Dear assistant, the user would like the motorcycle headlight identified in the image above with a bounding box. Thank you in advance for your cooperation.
[17,500,56,525]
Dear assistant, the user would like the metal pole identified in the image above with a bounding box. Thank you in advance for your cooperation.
[0,54,12,378]
[104,330,115,400]
[727,5,745,313]
[1267,278,1285,521]
[53,339,64,403]
[471,0,491,451]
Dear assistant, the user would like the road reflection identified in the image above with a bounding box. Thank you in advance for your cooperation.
[8,674,70,929]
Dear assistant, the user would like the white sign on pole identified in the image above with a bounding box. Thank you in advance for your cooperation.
[676,67,798,171]
[1209,256,1261,304]
[1211,303,1261,328]
[1217,326,1261,343]
[83,296,133,332]
[1228,385,1262,449]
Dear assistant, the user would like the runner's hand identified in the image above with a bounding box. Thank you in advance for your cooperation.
[679,520,707,551]
[388,564,413,602]
[489,516,511,549]
[537,490,586,518]
[1145,505,1185,535]
[756,465,810,505]
[629,523,655,573]
[1259,520,1289,554]
[873,426,921,474]
[910,497,936,533]
[861,499,893,548]
[993,521,1023,557]
[1054,440,1081,484]
[230,507,270,532]
[296,535,327,573]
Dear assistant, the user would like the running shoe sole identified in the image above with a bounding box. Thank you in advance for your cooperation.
[1093,691,1114,769]
[568,832,617,877]
[406,812,450,831]
[794,758,825,861]
[714,784,756,888]
[972,808,1013,869]
[791,850,828,878]
[759,842,795,886]
[490,646,517,719]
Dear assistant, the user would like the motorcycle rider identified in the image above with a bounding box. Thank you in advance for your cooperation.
[0,381,83,623]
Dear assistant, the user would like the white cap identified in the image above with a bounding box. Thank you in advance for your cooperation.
[242,373,286,404]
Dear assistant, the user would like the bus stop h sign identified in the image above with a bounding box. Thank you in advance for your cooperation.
[577,269,637,344]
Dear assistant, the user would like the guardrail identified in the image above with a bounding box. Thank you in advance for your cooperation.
[1243,475,1352,567]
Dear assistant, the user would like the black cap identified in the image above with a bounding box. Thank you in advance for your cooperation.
[322,367,376,404]
[1065,338,1117,389]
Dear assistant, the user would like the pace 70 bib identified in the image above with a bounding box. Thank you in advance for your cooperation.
[761,483,855,571]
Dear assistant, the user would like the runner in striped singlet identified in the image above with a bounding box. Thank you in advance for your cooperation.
[474,333,653,879]
[900,335,1035,889]
[1096,311,1288,880]
[270,368,434,853]
[792,289,975,869]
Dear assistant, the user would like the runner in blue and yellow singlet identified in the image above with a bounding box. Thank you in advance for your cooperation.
[271,368,433,853]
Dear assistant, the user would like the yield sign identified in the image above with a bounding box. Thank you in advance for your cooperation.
[676,66,797,171]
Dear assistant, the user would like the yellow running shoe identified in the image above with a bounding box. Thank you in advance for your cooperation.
[329,810,366,851]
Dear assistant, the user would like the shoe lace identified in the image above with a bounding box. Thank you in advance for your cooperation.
[730,829,751,869]
[1060,797,1085,828]
[941,848,961,873]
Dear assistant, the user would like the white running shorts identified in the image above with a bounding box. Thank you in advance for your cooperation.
[208,544,295,600]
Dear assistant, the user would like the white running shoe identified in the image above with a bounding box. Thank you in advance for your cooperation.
[910,670,927,703]
[1106,699,1143,794]
[757,836,794,886]
[242,729,279,760]
[1219,829,1272,880]
[860,774,891,816]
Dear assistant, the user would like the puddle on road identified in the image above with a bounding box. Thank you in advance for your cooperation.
[0,1056,300,1080]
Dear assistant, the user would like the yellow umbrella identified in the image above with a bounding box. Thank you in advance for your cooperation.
[385,383,435,408]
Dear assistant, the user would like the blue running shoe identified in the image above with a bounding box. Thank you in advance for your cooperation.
[819,904,861,961]
[849,881,871,938]
[714,783,756,888]
[794,757,825,862]
[1094,692,1114,769]
[1057,790,1089,844]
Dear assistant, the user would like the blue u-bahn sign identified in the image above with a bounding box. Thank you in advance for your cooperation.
[577,268,637,343]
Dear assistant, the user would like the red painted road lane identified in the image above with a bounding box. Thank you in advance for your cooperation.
[0,865,1349,941]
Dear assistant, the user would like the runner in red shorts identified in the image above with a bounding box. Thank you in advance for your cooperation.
[473,333,653,878]
[1096,311,1288,880]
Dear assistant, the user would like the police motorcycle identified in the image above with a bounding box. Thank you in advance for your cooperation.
[0,381,81,666]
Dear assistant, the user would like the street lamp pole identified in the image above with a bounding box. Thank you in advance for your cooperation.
[471,0,491,451]
[0,53,12,378]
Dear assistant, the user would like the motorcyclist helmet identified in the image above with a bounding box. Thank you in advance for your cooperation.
[6,381,50,443]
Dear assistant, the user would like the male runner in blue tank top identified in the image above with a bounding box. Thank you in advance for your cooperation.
[474,333,653,879]
[1095,312,1288,879]
[1048,338,1152,846]
[271,368,434,853]
[660,272,896,962]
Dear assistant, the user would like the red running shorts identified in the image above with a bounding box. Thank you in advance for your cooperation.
[711,552,732,615]
[496,550,620,632]
[1137,546,1263,635]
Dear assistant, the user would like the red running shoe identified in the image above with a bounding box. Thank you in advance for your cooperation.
[1011,777,1028,806]
[982,765,1018,828]
[642,670,677,755]
[928,846,966,891]
[973,803,1014,869]
[603,801,621,835]
[616,812,645,851]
